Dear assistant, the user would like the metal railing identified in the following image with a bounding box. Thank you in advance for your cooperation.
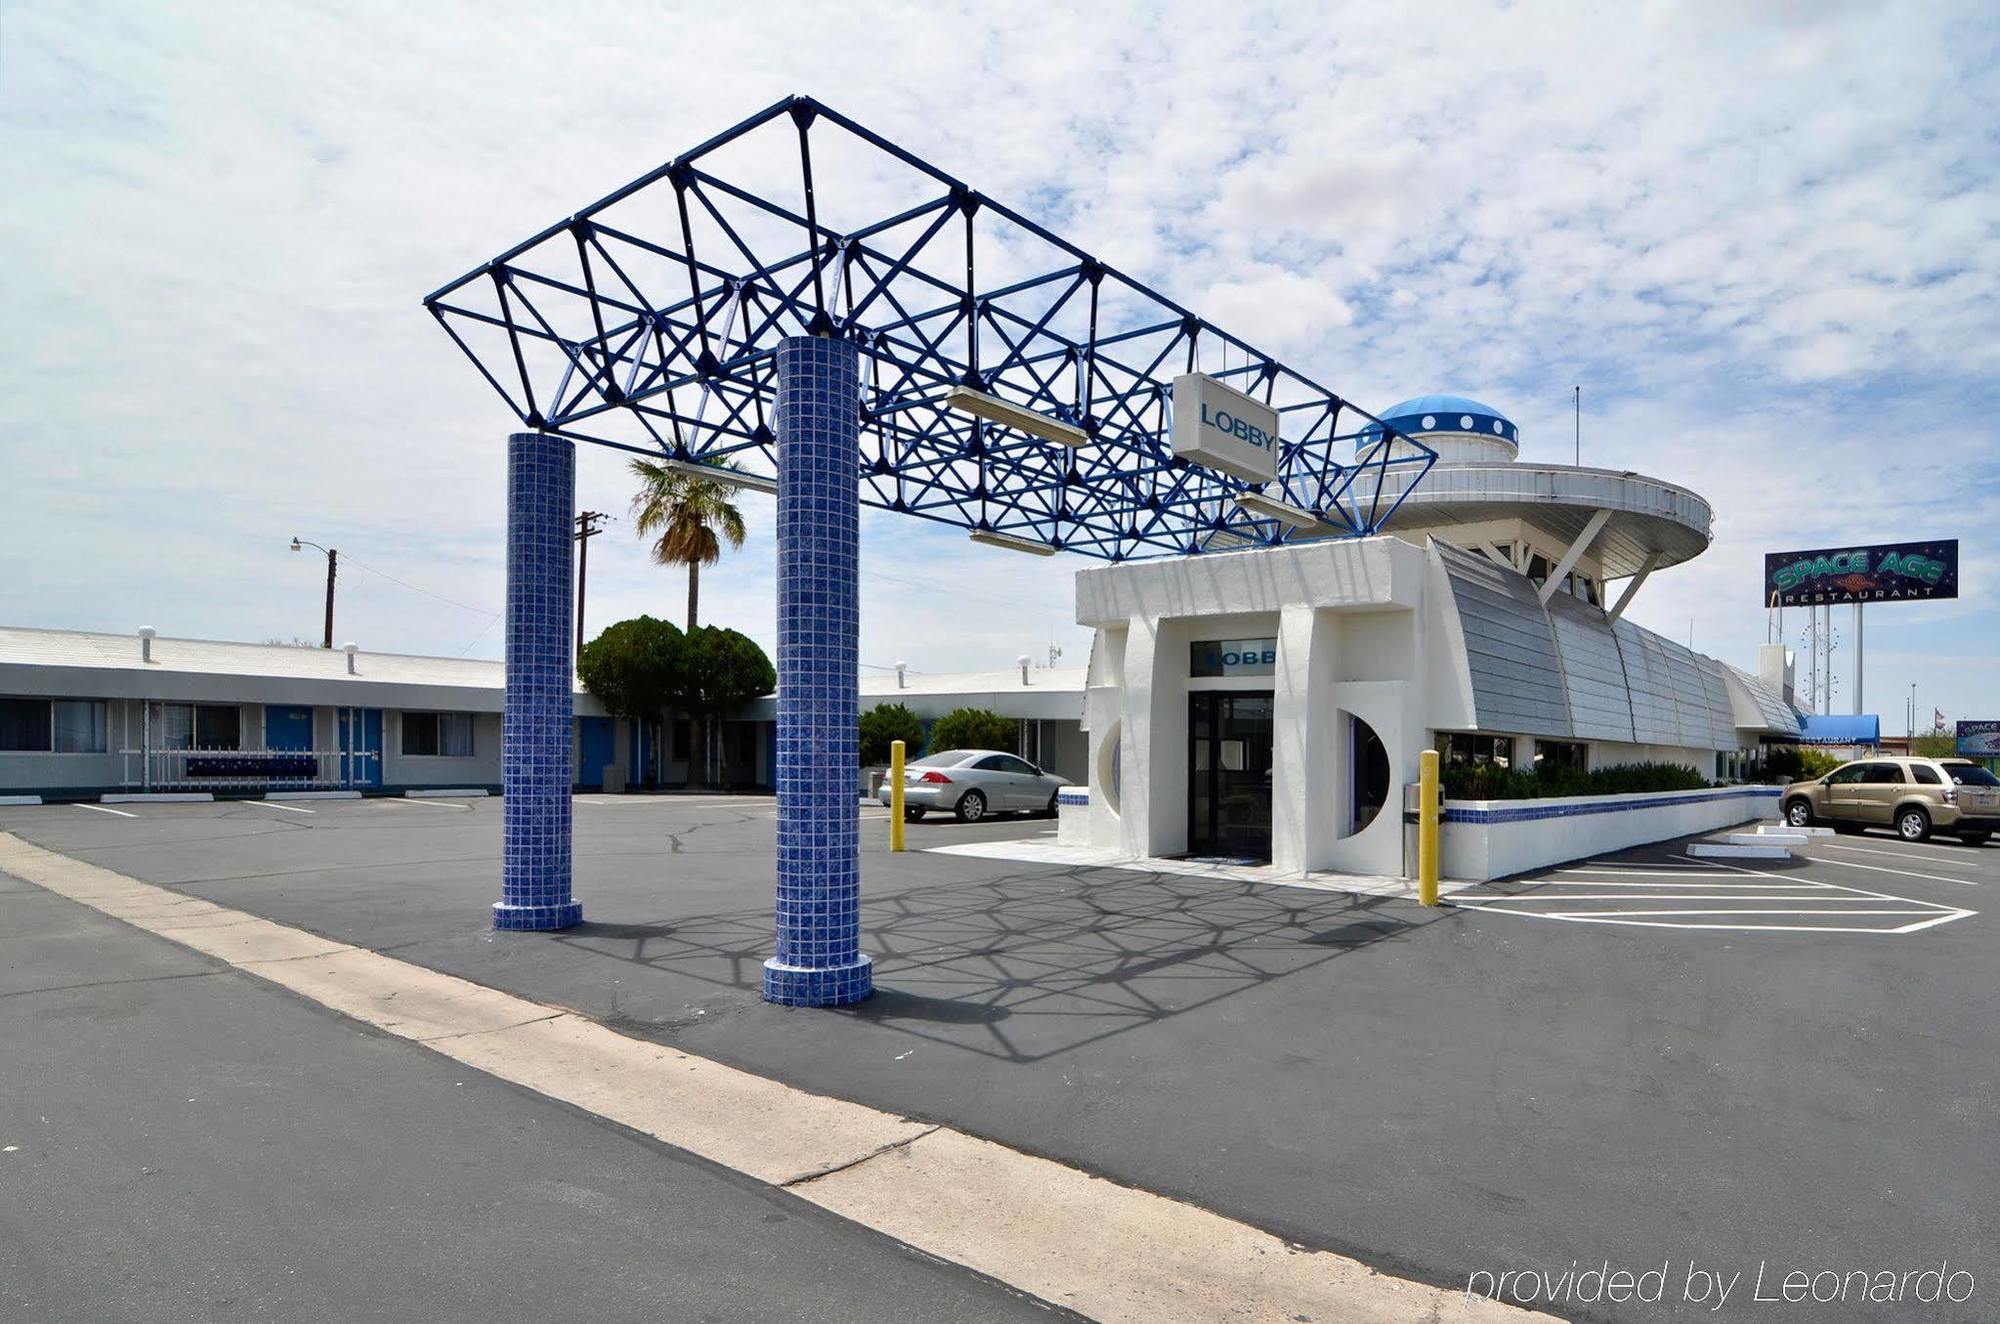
[119,746,379,792]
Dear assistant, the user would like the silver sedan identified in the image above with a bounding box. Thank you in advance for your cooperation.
[878,748,1067,823]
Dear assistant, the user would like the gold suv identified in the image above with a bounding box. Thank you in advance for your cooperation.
[1782,757,2000,845]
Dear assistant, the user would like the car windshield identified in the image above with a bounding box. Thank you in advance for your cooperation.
[1948,765,2000,787]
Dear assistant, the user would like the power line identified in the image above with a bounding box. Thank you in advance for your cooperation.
[343,557,498,619]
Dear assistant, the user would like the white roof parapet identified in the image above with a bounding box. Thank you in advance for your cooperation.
[0,625,600,714]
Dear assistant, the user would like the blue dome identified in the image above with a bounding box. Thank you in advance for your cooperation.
[1360,394,1517,445]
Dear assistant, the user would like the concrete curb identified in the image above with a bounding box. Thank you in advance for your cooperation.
[266,790,363,801]
[406,788,488,798]
[0,795,41,806]
[101,793,213,804]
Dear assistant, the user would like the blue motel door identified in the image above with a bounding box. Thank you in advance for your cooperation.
[264,706,314,752]
[338,708,384,789]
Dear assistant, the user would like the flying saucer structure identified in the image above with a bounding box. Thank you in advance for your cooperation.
[1358,395,1711,602]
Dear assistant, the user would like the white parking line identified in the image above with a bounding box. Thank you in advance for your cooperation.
[375,797,469,811]
[244,800,315,815]
[1457,893,1855,903]
[74,802,138,818]
[1453,852,1975,935]
[1797,853,1977,887]
[1817,842,1978,869]
[1551,868,1759,878]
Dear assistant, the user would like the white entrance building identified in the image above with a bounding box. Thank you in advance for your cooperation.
[1074,395,1801,876]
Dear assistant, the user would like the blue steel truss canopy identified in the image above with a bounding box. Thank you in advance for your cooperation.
[424,96,1436,561]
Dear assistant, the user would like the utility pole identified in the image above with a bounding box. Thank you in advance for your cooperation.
[1853,603,1864,717]
[290,538,338,648]
[574,511,609,662]
[1573,385,1581,466]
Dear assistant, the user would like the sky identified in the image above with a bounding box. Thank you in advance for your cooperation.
[1,0,1995,728]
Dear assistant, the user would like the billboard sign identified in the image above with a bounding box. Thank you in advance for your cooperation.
[1171,373,1280,482]
[1957,721,2000,758]
[1763,539,1958,606]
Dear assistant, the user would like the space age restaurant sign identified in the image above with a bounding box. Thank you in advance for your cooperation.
[1763,539,1959,606]
[1958,721,2000,758]
[1171,373,1280,482]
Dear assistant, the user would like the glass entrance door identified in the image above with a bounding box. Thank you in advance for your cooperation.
[1188,692,1274,859]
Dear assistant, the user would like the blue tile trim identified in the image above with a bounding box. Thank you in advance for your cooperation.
[763,336,873,1008]
[1057,789,1090,806]
[495,431,582,932]
[1444,786,1780,825]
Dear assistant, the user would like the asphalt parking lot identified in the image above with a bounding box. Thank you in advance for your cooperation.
[3,793,1994,1323]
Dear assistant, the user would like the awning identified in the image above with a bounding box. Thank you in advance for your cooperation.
[1799,714,1881,746]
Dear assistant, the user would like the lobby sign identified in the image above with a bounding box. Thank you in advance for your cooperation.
[1763,539,1958,606]
[1171,373,1280,482]
[1190,637,1277,677]
[1957,721,2000,758]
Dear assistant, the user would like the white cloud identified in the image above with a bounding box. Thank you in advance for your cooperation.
[0,0,1994,716]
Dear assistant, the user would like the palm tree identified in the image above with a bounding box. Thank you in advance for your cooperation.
[629,457,747,787]
[628,458,747,632]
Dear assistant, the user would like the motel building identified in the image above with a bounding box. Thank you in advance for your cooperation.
[0,629,1088,801]
[0,632,784,799]
[1068,395,1804,879]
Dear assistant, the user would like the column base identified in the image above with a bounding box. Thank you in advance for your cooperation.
[492,899,584,931]
[762,954,875,1007]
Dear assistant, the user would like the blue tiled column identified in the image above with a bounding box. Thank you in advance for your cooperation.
[495,431,582,931]
[764,335,873,1006]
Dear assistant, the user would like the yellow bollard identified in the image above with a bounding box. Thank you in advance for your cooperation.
[1418,748,1440,907]
[889,739,906,853]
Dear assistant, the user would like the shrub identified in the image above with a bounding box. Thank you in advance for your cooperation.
[577,616,684,720]
[1762,744,1842,781]
[926,707,1019,757]
[858,703,925,766]
[1441,759,1710,801]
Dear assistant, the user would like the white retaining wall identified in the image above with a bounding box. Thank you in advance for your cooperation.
[1441,786,1783,881]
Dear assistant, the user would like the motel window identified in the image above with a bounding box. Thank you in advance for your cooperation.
[1440,732,1514,769]
[1535,740,1588,773]
[402,711,475,757]
[0,698,55,752]
[156,703,241,751]
[53,701,108,753]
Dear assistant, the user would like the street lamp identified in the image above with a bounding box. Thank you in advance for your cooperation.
[291,538,338,649]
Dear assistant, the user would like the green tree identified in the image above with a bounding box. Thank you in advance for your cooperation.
[675,626,776,787]
[628,457,747,632]
[858,703,925,766]
[576,616,684,721]
[1912,730,1958,759]
[927,707,1018,756]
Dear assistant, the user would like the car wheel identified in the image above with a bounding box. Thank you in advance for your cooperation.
[1043,791,1061,818]
[903,806,926,822]
[1958,831,1990,847]
[1784,798,1814,828]
[1897,806,1932,842]
[955,789,987,823]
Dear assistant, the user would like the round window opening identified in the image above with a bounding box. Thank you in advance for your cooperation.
[1421,415,1436,429]
[1460,414,1474,429]
[1343,714,1391,837]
